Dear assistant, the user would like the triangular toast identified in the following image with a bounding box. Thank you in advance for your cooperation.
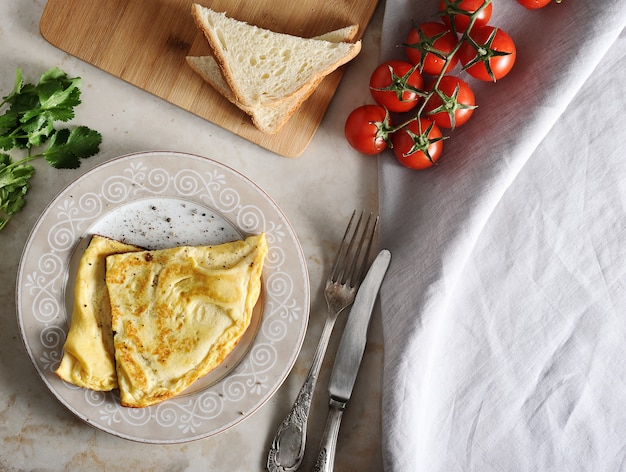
[186,26,358,134]
[191,4,361,110]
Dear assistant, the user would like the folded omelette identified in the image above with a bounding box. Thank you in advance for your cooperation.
[56,233,267,408]
[106,233,267,408]
[56,235,142,391]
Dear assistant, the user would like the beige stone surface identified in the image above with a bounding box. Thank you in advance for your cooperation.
[0,1,384,470]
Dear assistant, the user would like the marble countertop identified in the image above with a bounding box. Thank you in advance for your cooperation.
[0,1,384,470]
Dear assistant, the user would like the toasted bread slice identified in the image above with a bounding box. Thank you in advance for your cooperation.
[106,234,267,408]
[186,26,358,134]
[191,4,361,110]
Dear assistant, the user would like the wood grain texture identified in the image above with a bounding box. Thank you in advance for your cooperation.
[39,0,379,157]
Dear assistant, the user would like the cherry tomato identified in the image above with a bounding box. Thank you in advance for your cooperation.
[391,118,444,170]
[459,25,516,81]
[404,22,459,76]
[439,0,493,33]
[424,76,476,129]
[345,105,392,155]
[370,60,424,113]
[517,0,552,8]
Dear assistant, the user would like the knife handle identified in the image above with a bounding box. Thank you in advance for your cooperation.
[267,315,338,472]
[313,398,345,472]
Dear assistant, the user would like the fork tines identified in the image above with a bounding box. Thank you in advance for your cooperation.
[330,210,379,288]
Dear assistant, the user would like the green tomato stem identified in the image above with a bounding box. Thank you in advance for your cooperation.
[391,0,490,136]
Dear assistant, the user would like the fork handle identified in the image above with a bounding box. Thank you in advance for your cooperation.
[267,315,338,472]
[312,399,345,472]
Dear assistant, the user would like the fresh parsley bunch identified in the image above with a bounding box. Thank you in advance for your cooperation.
[0,67,102,230]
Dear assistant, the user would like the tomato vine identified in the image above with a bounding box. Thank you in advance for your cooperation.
[345,0,561,169]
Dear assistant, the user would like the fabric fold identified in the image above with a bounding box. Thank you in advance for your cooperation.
[377,1,626,470]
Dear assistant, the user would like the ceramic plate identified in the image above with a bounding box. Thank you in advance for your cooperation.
[16,151,309,443]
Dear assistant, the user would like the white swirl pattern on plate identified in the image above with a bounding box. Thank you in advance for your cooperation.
[17,152,309,443]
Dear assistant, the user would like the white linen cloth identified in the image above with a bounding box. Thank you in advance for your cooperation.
[377,1,626,470]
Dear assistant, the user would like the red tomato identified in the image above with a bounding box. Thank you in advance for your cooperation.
[424,76,476,129]
[404,22,459,76]
[345,105,392,155]
[459,26,517,81]
[517,0,552,8]
[439,0,493,33]
[370,60,424,113]
[391,118,444,170]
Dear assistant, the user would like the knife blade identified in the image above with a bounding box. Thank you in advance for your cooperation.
[313,248,391,472]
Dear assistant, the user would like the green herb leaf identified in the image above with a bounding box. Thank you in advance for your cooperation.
[44,126,103,169]
[21,113,56,147]
[0,133,16,151]
[0,66,102,230]
[1,68,24,108]
[0,153,35,230]
[22,77,82,123]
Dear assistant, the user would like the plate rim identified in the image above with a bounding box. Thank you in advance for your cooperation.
[15,150,310,443]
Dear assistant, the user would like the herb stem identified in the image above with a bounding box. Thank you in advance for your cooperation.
[0,66,102,231]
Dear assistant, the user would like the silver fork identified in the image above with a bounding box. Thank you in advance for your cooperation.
[266,210,378,472]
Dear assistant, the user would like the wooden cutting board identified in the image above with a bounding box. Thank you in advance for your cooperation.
[39,0,379,157]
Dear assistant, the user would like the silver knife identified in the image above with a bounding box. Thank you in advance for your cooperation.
[312,249,391,472]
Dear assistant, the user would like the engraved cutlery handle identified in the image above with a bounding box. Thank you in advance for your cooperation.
[312,399,345,472]
[267,316,336,472]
